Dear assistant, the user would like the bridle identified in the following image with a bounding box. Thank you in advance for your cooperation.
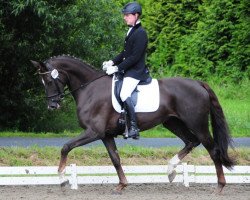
[39,62,106,102]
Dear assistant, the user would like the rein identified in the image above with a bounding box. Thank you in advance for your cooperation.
[64,74,107,96]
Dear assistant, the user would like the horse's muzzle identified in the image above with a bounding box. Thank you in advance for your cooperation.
[48,100,60,110]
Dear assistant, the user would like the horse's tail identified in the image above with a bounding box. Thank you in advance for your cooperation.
[199,81,235,169]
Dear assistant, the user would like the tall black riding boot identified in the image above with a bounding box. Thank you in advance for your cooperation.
[124,97,140,139]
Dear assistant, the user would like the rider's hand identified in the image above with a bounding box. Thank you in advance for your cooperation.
[106,65,118,75]
[102,60,114,71]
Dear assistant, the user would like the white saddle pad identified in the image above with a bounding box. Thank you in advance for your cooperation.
[112,76,160,113]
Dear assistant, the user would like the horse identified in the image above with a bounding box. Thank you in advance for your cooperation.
[31,55,235,193]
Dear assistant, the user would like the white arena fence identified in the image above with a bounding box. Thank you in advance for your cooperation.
[0,163,249,190]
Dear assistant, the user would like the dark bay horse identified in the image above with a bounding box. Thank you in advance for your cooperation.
[31,55,234,193]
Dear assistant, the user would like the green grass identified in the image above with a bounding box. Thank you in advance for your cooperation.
[140,126,174,138]
[211,79,250,138]
[221,98,250,137]
[0,145,249,166]
[0,131,78,138]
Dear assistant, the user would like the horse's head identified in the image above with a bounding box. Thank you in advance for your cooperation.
[31,60,66,110]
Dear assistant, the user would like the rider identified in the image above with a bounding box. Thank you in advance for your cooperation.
[103,2,150,139]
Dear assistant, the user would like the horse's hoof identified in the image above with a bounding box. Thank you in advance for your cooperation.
[213,185,224,195]
[168,170,176,183]
[60,179,69,187]
[111,189,122,195]
[112,183,127,195]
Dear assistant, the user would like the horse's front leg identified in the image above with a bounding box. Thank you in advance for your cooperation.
[102,136,128,194]
[58,128,100,187]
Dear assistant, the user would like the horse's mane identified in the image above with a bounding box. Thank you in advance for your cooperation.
[45,55,97,70]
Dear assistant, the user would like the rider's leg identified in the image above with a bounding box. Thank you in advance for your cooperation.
[120,77,140,139]
[124,97,139,139]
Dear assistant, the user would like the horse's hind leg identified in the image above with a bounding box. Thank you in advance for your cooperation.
[197,131,226,193]
[102,136,128,194]
[163,117,200,182]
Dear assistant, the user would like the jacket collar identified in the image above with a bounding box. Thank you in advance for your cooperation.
[125,22,141,41]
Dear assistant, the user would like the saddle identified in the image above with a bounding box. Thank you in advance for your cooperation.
[112,74,160,113]
[114,74,152,108]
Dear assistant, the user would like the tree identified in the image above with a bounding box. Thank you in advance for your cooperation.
[174,0,250,81]
[141,0,202,77]
[0,0,123,131]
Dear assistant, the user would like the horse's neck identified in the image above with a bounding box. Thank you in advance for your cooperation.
[56,59,102,95]
[70,63,98,82]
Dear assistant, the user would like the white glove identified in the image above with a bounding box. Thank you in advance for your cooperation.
[106,65,118,75]
[102,60,114,71]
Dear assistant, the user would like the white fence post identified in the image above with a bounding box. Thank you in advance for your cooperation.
[70,164,78,189]
[183,163,189,187]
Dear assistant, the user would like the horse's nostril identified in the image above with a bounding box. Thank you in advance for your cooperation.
[48,105,56,110]
[48,102,60,110]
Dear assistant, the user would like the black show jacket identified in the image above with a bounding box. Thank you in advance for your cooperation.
[112,23,150,81]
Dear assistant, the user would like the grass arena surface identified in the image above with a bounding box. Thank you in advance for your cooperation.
[0,146,249,166]
[0,183,249,200]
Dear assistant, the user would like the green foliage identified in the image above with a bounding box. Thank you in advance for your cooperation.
[141,0,201,77]
[0,0,123,131]
[142,0,250,81]
[179,0,250,82]
[65,0,125,65]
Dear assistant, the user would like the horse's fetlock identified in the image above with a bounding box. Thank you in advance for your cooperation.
[169,155,180,166]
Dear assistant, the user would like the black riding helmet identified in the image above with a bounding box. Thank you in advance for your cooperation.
[122,2,142,15]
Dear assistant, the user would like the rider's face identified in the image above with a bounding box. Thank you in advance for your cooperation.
[123,13,138,26]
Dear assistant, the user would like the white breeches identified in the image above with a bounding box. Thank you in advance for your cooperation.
[120,77,140,102]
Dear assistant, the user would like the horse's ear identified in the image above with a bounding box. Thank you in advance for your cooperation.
[30,60,40,68]
[30,60,46,71]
